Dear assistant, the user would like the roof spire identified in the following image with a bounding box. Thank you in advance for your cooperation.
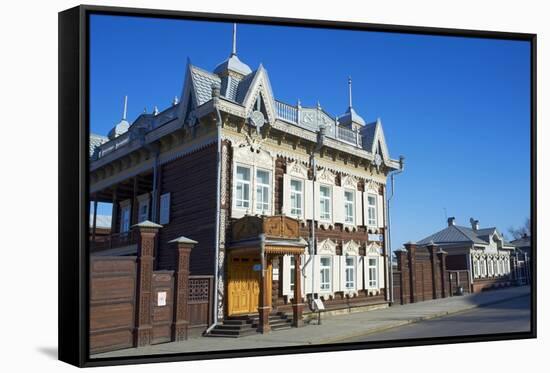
[348,76,353,109]
[231,23,237,56]
[122,95,128,120]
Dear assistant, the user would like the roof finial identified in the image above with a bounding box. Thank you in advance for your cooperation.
[153,106,159,116]
[172,96,179,106]
[348,76,353,109]
[122,95,128,120]
[231,23,237,56]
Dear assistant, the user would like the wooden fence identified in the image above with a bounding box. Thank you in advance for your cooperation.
[393,243,448,304]
[448,270,471,296]
[89,223,213,354]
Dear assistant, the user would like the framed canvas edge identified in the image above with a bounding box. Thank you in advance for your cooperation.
[57,3,538,368]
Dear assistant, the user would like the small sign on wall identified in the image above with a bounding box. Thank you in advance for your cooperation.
[252,264,262,272]
[157,291,167,307]
[368,234,383,242]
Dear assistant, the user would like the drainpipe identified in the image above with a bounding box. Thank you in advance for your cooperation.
[206,83,222,334]
[304,124,326,308]
[386,155,404,304]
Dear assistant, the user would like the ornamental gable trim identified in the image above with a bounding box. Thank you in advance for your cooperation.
[366,242,383,256]
[286,160,309,179]
[343,240,360,256]
[318,238,337,255]
[317,168,336,185]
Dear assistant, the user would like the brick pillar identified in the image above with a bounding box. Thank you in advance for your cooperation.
[438,249,448,298]
[133,221,162,347]
[258,253,272,334]
[169,236,197,341]
[427,243,438,299]
[395,249,408,304]
[292,254,304,327]
[404,242,417,303]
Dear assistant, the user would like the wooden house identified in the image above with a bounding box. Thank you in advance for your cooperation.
[416,217,515,293]
[89,24,403,335]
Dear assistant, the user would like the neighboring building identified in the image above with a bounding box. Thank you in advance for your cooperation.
[416,217,515,292]
[510,234,531,285]
[89,25,403,333]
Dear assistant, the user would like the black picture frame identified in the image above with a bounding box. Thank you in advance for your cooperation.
[58,4,537,368]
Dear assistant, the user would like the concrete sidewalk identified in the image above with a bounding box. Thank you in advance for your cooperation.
[94,286,531,358]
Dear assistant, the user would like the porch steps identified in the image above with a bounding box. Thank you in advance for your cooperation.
[206,312,292,338]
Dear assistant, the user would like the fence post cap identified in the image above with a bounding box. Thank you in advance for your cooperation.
[132,220,163,229]
[169,236,198,245]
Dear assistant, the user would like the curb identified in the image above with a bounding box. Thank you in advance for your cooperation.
[316,292,530,345]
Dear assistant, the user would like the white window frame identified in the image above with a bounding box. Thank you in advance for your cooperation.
[159,192,171,225]
[119,200,131,233]
[319,185,332,222]
[367,257,378,288]
[290,178,304,218]
[235,164,252,211]
[481,257,487,277]
[137,194,150,223]
[289,256,296,292]
[255,168,271,214]
[320,256,332,292]
[344,189,355,225]
[345,256,356,289]
[367,193,377,227]
[473,258,480,279]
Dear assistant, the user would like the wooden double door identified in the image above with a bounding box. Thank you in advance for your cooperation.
[228,254,273,316]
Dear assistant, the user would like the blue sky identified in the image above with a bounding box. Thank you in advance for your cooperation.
[90,15,531,247]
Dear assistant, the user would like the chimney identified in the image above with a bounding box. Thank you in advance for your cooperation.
[469,218,479,230]
[447,217,455,226]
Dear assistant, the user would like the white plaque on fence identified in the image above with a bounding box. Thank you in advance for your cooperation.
[157,291,167,307]
[313,299,325,311]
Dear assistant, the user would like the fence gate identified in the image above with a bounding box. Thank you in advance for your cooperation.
[151,271,175,344]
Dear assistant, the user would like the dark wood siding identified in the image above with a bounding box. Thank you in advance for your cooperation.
[157,144,218,274]
[446,254,468,270]
[89,257,137,354]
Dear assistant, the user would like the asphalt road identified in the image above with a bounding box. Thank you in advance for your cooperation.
[342,295,531,343]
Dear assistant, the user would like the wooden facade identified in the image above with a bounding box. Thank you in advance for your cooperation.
[89,39,404,339]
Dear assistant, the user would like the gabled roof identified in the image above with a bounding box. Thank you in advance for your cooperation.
[417,223,515,249]
[361,119,391,165]
[510,235,531,248]
[189,65,221,106]
[417,225,488,245]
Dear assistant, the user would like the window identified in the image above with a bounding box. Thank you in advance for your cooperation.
[159,193,171,224]
[290,179,303,217]
[289,256,295,291]
[255,169,271,213]
[473,258,480,278]
[344,190,355,224]
[320,257,331,291]
[319,185,331,221]
[488,258,494,276]
[138,198,149,223]
[368,257,378,288]
[367,194,377,226]
[235,166,251,209]
[481,257,487,277]
[345,256,355,289]
[498,259,503,276]
[120,204,131,233]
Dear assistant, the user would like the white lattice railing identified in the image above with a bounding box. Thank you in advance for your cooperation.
[275,100,298,123]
